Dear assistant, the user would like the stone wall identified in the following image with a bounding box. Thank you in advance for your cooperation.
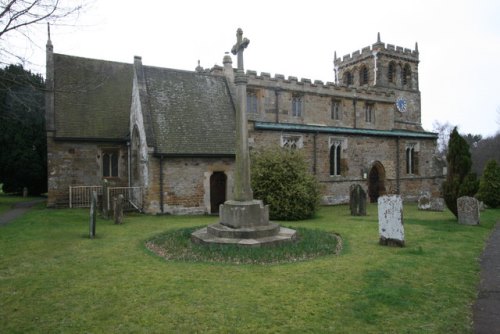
[142,156,235,215]
[46,134,128,207]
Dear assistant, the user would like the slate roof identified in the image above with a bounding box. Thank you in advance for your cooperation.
[143,66,236,156]
[53,54,133,140]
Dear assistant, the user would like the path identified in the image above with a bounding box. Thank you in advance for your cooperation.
[473,221,500,334]
[0,199,46,226]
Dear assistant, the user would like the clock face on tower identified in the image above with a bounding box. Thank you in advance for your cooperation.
[396,97,407,112]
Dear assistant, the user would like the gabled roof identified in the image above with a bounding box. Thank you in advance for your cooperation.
[53,54,133,140]
[143,66,236,156]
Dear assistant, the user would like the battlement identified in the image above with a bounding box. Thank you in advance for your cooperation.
[243,69,394,100]
[334,35,418,67]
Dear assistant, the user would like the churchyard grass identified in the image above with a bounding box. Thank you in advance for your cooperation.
[0,204,498,333]
[0,193,42,215]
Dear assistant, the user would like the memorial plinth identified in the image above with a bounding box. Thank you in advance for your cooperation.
[191,28,296,247]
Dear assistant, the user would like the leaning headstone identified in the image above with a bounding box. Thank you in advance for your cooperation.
[417,193,431,211]
[114,194,124,225]
[457,196,480,225]
[378,195,405,247]
[101,179,109,219]
[349,184,367,216]
[89,191,97,239]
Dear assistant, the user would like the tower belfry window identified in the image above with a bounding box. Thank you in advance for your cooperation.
[388,62,395,83]
[402,64,411,87]
[344,71,353,86]
[360,66,369,85]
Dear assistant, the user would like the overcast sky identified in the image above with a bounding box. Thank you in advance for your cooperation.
[8,0,500,137]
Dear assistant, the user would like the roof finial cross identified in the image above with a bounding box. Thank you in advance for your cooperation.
[231,28,250,71]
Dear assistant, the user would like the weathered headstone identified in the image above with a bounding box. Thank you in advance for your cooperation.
[418,193,445,212]
[430,198,445,212]
[478,201,485,212]
[378,195,405,247]
[114,194,124,225]
[457,196,480,225]
[349,184,367,216]
[417,193,431,210]
[89,191,97,239]
[22,187,28,198]
[101,179,109,219]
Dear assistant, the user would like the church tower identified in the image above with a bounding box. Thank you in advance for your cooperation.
[334,33,422,131]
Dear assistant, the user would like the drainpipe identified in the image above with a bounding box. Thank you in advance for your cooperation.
[159,155,164,213]
[313,132,318,175]
[275,89,280,123]
[396,137,400,194]
[127,141,131,187]
[353,97,357,128]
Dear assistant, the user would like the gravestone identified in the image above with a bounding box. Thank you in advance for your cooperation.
[114,194,124,225]
[457,196,480,225]
[417,193,431,210]
[22,187,28,198]
[101,179,109,219]
[430,198,445,212]
[418,193,445,212]
[89,191,97,239]
[349,184,367,216]
[378,195,405,247]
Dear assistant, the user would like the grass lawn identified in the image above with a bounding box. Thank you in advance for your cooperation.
[0,193,44,215]
[0,203,498,333]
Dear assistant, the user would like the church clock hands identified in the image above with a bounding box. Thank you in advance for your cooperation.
[396,97,407,112]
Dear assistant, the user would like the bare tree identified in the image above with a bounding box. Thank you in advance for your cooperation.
[0,0,85,66]
[432,120,455,158]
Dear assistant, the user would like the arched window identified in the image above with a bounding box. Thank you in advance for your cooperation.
[406,144,418,174]
[344,71,353,86]
[329,141,342,176]
[388,62,395,83]
[102,150,119,177]
[360,65,369,85]
[402,64,411,86]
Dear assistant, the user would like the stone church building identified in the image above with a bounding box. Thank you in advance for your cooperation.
[45,33,443,214]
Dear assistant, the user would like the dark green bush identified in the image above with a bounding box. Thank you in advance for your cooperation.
[251,148,321,220]
[442,127,479,217]
[477,160,500,208]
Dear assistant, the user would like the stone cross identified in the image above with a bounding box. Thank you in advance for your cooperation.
[231,28,253,201]
[231,28,250,71]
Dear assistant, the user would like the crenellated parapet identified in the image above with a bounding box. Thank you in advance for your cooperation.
[242,69,395,102]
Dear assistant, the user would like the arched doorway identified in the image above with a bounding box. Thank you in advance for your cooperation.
[210,172,227,214]
[368,162,386,203]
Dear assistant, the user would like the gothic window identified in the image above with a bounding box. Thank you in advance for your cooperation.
[402,64,412,87]
[102,149,119,178]
[331,99,341,120]
[406,144,418,174]
[329,140,343,176]
[360,65,369,85]
[247,90,258,113]
[388,62,395,83]
[365,103,374,123]
[292,95,302,117]
[281,135,303,149]
[344,71,353,86]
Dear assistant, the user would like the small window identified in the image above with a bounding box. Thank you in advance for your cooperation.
[329,140,342,176]
[406,144,418,174]
[331,100,341,120]
[388,62,395,83]
[344,71,353,86]
[402,64,411,86]
[292,95,302,117]
[247,91,258,113]
[360,66,369,85]
[365,103,374,123]
[281,135,303,149]
[102,150,119,178]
